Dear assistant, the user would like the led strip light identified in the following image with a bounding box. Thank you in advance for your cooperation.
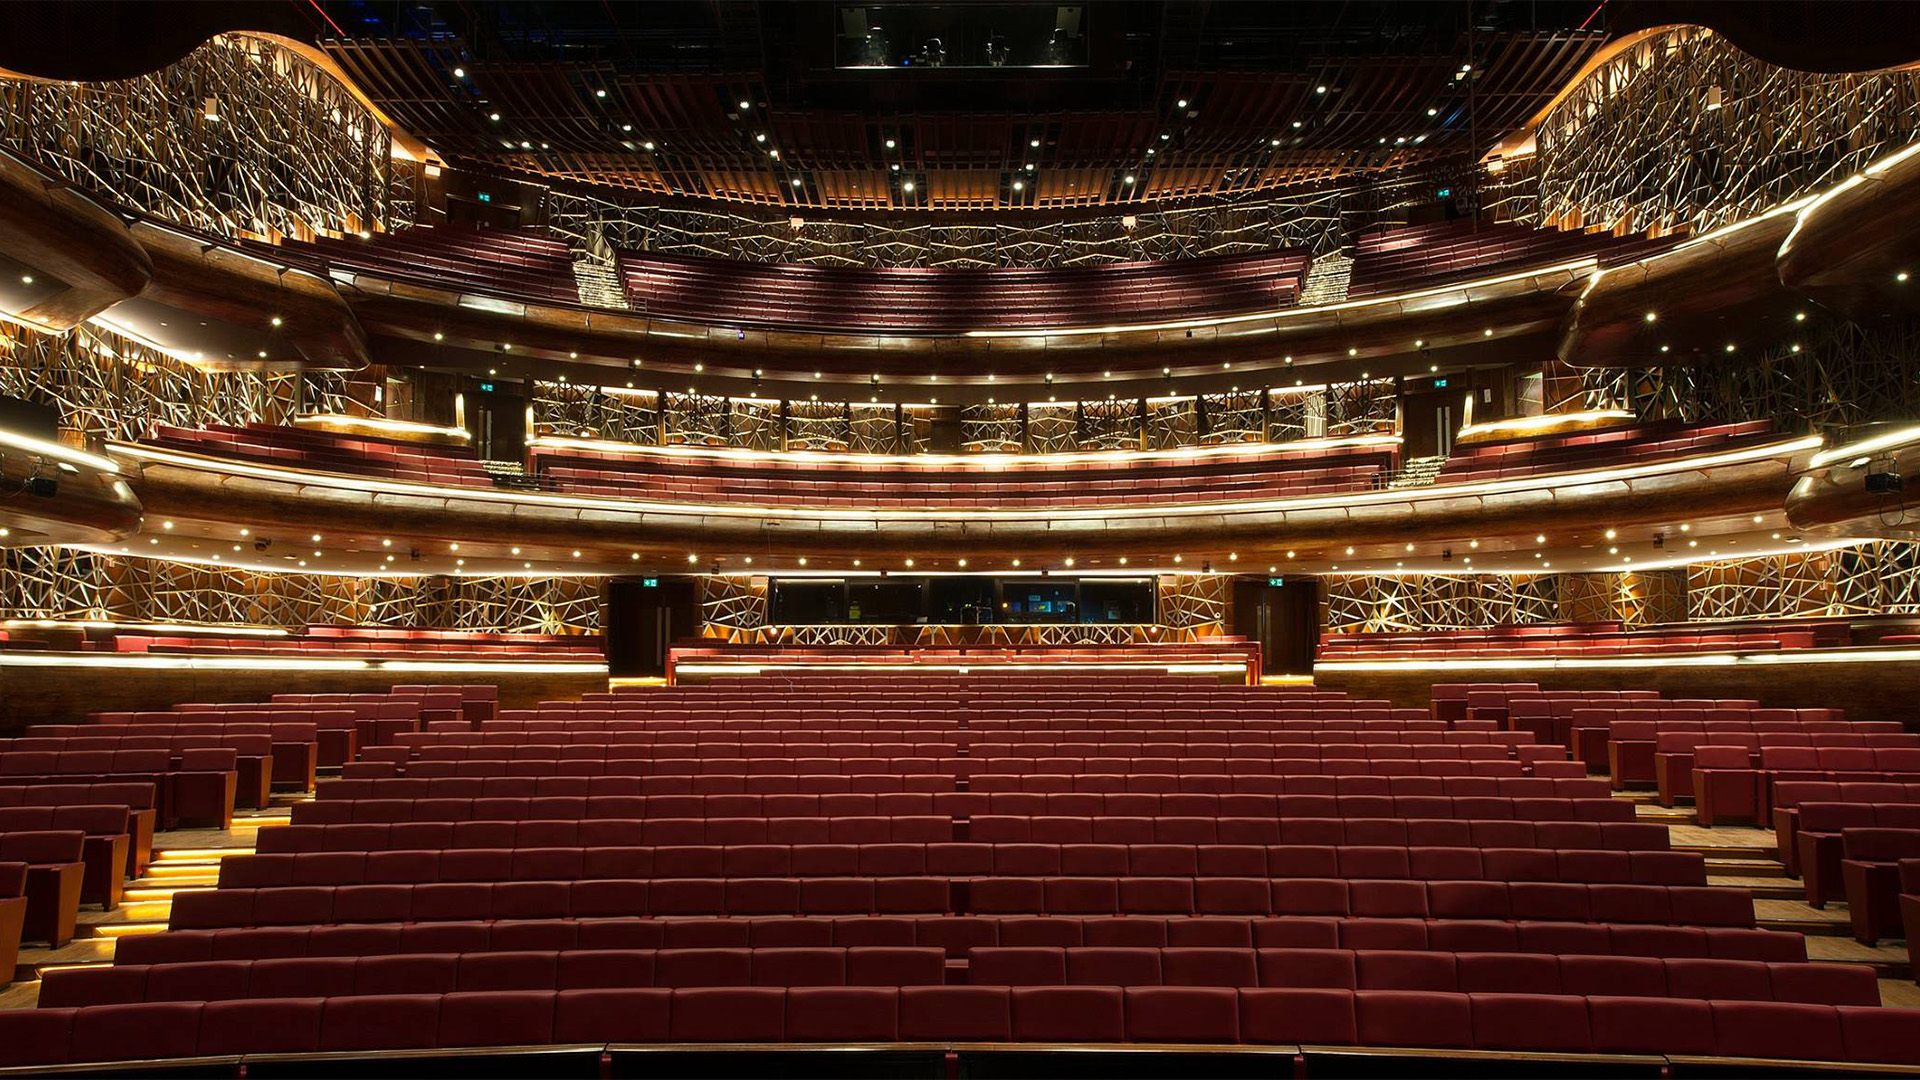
[524,432,1404,469]
[111,434,1821,525]
[961,257,1602,338]
[0,652,605,674]
[1314,648,1920,673]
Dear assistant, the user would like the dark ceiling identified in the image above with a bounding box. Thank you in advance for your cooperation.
[3,2,1920,211]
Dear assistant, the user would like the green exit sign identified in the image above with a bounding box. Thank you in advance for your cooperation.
[1267,576,1285,587]
[477,191,492,203]
[641,577,659,588]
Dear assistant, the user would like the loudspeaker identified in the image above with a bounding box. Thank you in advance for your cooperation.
[23,475,56,498]
[1867,471,1904,494]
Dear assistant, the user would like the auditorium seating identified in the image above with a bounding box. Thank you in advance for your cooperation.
[1697,747,1920,827]
[37,946,1875,1006]
[0,807,128,909]
[11,673,1917,1072]
[1322,618,1848,664]
[617,249,1311,333]
[167,879,1757,927]
[115,916,1810,966]
[0,861,23,987]
[0,748,236,829]
[1433,418,1779,484]
[1795,803,1920,907]
[1345,219,1675,298]
[11,988,1920,1066]
[144,422,497,487]
[1840,828,1920,944]
[0,830,84,946]
[1901,860,1920,977]
[276,225,582,306]
[531,441,1396,504]
[0,783,156,877]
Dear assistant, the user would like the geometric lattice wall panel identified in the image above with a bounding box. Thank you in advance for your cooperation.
[1156,574,1229,640]
[2,549,601,633]
[533,383,660,444]
[1611,569,1687,627]
[1565,319,1920,433]
[0,322,346,442]
[960,405,1022,453]
[0,547,109,620]
[1024,405,1078,455]
[1554,570,1685,627]
[0,34,409,240]
[1325,379,1398,437]
[700,575,768,635]
[443,577,602,634]
[1536,27,1920,237]
[1826,541,1920,616]
[546,165,1458,270]
[1324,574,1560,633]
[1687,557,1784,622]
[1148,400,1198,451]
[1323,575,1420,634]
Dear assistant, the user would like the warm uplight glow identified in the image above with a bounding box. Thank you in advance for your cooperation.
[1455,409,1634,442]
[0,428,120,474]
[292,414,470,441]
[111,436,1821,525]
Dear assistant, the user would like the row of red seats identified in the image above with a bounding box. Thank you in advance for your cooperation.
[1797,806,1920,907]
[116,914,1812,966]
[1692,746,1920,826]
[169,879,1756,928]
[41,946,1873,1006]
[5,735,274,811]
[618,247,1309,333]
[0,782,156,876]
[0,806,129,909]
[1772,781,1920,874]
[0,748,236,829]
[215,846,1706,890]
[0,830,84,948]
[1830,828,1920,944]
[281,225,582,306]
[1637,729,1919,804]
[13,986,1920,1066]
[1348,218,1674,298]
[533,450,1392,508]
[1432,419,1778,484]
[296,790,1630,823]
[258,817,1670,854]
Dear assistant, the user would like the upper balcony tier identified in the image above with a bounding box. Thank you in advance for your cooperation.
[616,249,1311,335]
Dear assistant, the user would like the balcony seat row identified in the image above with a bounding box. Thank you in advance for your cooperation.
[38,946,1874,1007]
[1433,418,1778,484]
[1346,219,1675,298]
[257,817,1670,854]
[168,879,1756,928]
[214,846,1707,890]
[277,225,582,306]
[12,987,1920,1068]
[617,248,1310,334]
[116,914,1811,966]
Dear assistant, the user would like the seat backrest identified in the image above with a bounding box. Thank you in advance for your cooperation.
[1693,745,1755,770]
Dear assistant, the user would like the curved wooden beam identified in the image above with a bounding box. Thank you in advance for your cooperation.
[0,149,152,332]
[1777,145,1920,321]
[0,436,143,546]
[117,440,1810,565]
[98,221,369,371]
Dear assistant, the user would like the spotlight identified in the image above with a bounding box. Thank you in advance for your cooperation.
[23,475,56,498]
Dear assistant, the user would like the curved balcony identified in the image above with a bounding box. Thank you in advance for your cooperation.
[0,430,143,546]
[109,423,1817,566]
